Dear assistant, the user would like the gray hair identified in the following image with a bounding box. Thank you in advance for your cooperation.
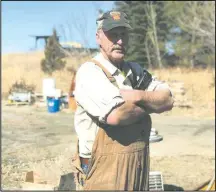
[96,12,105,31]
[96,20,104,31]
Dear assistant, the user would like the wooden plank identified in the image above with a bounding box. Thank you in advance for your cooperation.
[21,182,54,190]
[34,102,47,108]
[25,171,46,184]
[5,101,30,106]
[174,102,193,108]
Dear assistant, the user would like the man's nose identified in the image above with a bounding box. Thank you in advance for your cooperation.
[116,38,123,45]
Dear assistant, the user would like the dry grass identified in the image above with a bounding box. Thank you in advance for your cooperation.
[2,51,91,96]
[152,67,215,105]
[2,51,215,117]
[152,67,215,118]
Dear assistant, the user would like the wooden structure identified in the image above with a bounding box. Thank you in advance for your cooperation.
[168,81,193,108]
[68,72,77,111]
[29,35,60,49]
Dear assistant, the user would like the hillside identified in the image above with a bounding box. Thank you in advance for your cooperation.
[2,51,215,118]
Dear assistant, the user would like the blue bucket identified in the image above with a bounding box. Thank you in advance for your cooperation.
[47,97,60,113]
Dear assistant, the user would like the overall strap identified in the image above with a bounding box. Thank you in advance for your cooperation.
[91,59,119,88]
[126,62,138,88]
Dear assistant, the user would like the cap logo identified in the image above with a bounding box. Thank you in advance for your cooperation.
[110,11,121,20]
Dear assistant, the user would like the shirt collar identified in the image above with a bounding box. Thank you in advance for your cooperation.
[94,53,121,76]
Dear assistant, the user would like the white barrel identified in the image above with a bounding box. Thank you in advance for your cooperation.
[42,78,56,100]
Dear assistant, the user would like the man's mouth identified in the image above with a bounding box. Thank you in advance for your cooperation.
[113,48,125,52]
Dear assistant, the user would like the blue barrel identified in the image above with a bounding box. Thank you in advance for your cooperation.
[47,97,60,113]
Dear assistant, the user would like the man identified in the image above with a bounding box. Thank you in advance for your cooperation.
[72,10,174,190]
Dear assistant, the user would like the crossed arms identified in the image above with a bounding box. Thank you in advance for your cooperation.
[107,89,174,126]
[75,62,174,127]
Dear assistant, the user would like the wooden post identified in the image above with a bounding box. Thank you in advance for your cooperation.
[68,72,77,111]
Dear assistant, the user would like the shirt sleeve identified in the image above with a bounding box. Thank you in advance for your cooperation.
[74,62,125,124]
[147,75,172,96]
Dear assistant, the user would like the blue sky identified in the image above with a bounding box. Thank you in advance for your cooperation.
[2,1,115,54]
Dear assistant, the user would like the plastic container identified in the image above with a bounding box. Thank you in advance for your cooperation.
[43,78,56,100]
[47,97,60,113]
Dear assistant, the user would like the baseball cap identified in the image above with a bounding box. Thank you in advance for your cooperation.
[96,11,132,31]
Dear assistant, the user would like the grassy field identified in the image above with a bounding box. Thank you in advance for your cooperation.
[2,50,215,118]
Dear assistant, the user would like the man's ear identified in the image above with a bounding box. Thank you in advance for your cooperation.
[96,31,101,45]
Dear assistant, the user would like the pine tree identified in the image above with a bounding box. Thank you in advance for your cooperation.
[114,1,173,68]
[41,28,66,76]
[114,1,148,67]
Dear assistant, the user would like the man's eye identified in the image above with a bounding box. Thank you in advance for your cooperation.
[112,33,124,37]
[111,34,118,39]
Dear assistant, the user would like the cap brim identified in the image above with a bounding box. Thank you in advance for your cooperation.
[102,23,133,31]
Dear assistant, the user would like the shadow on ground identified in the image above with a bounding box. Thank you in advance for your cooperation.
[58,173,76,190]
[164,184,184,191]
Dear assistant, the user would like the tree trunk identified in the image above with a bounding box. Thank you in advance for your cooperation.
[145,38,152,69]
[150,2,163,68]
[190,32,196,68]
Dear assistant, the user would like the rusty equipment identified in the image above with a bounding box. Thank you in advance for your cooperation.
[68,73,77,111]
[194,174,215,191]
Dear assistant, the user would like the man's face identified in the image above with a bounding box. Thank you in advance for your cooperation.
[96,27,129,63]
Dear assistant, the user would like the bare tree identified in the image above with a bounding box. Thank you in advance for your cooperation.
[175,1,215,53]
[56,10,98,73]
[144,1,163,68]
[144,37,152,69]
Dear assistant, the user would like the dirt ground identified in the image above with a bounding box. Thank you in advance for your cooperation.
[2,102,215,190]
